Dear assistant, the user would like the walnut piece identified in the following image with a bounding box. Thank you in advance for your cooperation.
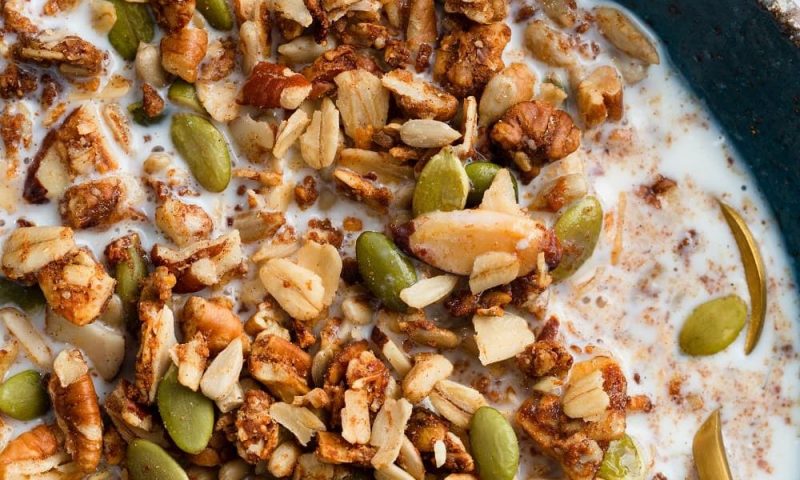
[490,100,581,175]
[48,349,103,472]
[151,0,195,32]
[37,248,115,326]
[433,22,510,98]
[576,66,624,128]
[241,62,312,110]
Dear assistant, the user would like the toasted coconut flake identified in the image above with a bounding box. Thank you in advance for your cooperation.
[402,354,453,404]
[0,308,52,369]
[269,402,327,446]
[370,398,413,469]
[473,312,535,365]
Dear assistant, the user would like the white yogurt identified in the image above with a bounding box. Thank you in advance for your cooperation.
[0,0,798,479]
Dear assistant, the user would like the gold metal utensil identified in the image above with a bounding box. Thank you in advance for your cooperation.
[718,200,767,354]
[693,409,733,480]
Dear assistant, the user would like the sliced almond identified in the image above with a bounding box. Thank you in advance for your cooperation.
[269,402,327,446]
[200,337,244,401]
[0,308,52,369]
[399,275,458,309]
[370,398,413,469]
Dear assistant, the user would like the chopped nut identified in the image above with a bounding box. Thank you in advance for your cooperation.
[529,154,588,212]
[273,109,311,158]
[151,0,195,32]
[397,436,425,480]
[490,100,581,174]
[402,354,454,404]
[249,334,311,401]
[135,43,169,88]
[405,408,474,472]
[0,424,65,478]
[104,380,167,445]
[269,441,302,477]
[370,328,412,377]
[479,168,521,216]
[479,63,536,127]
[469,251,520,294]
[296,240,342,307]
[399,119,461,149]
[524,20,575,66]
[134,301,177,404]
[433,22,510,98]
[537,81,568,107]
[429,380,487,429]
[181,296,244,355]
[1,226,75,282]
[382,69,458,121]
[636,174,677,209]
[160,28,208,83]
[316,431,377,467]
[270,402,327,446]
[25,106,118,203]
[300,97,340,169]
[338,148,414,183]
[516,318,572,379]
[234,389,280,463]
[341,293,373,325]
[444,0,506,24]
[242,62,312,110]
[196,80,241,122]
[335,69,389,148]
[151,231,246,293]
[278,35,330,65]
[14,33,105,77]
[302,45,381,99]
[595,7,660,65]
[333,168,392,212]
[0,308,53,370]
[473,311,535,365]
[155,197,214,247]
[406,0,436,61]
[38,249,116,326]
[200,337,244,402]
[169,333,209,391]
[48,349,102,472]
[0,340,19,380]
[576,66,624,128]
[370,398,413,469]
[273,0,313,27]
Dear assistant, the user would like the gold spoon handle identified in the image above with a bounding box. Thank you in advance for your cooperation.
[693,409,733,480]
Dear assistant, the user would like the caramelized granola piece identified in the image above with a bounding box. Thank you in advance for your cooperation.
[0,63,37,99]
[59,177,126,229]
[516,317,573,379]
[234,390,280,463]
[301,45,381,99]
[249,334,312,401]
[432,22,511,98]
[316,431,376,467]
[14,33,105,77]
[151,0,196,32]
[141,83,165,118]
[405,408,475,473]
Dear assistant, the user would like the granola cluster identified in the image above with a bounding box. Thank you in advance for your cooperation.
[0,0,660,478]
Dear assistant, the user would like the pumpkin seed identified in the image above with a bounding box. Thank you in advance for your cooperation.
[679,295,746,356]
[0,278,44,312]
[465,162,519,207]
[128,439,190,480]
[128,102,166,126]
[107,0,154,61]
[0,370,49,420]
[692,409,733,480]
[551,196,603,280]
[157,366,214,454]
[469,406,519,480]
[115,245,147,307]
[412,147,469,217]
[196,0,234,30]
[356,232,417,311]
[718,201,766,354]
[168,80,207,113]
[171,113,232,193]
[598,434,645,480]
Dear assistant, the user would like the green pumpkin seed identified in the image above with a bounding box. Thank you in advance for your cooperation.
[0,370,49,420]
[469,406,519,480]
[171,113,232,193]
[679,295,747,356]
[0,278,45,312]
[465,162,519,207]
[196,0,234,30]
[356,232,417,311]
[168,80,207,114]
[127,439,189,480]
[412,147,469,217]
[115,245,147,307]
[550,196,603,281]
[128,102,166,126]
[598,434,645,480]
[107,0,154,61]
[157,366,214,454]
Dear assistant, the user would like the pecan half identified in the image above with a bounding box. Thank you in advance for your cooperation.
[160,28,208,83]
[241,62,312,110]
